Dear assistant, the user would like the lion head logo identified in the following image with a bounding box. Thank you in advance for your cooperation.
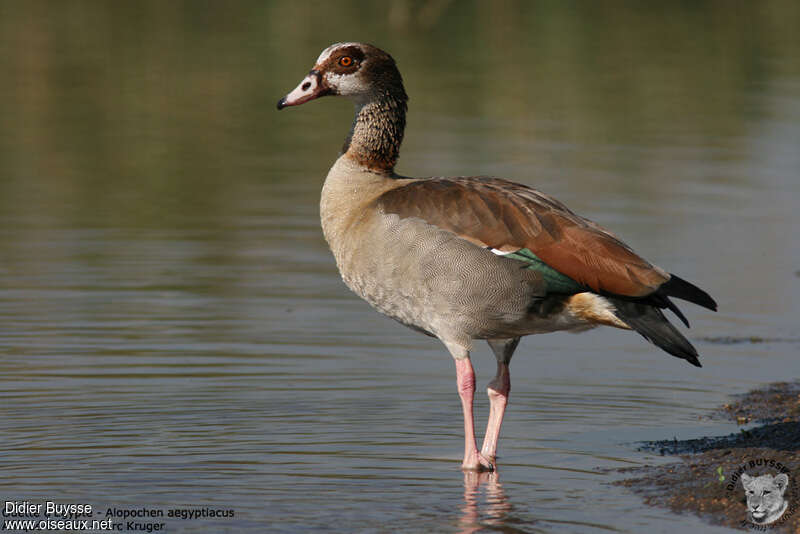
[741,473,790,525]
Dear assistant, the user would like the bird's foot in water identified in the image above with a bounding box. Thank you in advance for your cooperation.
[462,452,495,472]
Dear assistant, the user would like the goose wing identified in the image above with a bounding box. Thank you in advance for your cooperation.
[375,176,669,297]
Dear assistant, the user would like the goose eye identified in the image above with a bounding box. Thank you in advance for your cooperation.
[338,56,353,67]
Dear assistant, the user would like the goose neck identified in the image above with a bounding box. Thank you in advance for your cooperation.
[343,91,407,174]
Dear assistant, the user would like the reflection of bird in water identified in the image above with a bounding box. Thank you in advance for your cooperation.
[278,42,717,472]
[460,471,515,534]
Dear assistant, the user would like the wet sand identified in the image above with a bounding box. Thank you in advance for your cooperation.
[618,381,800,532]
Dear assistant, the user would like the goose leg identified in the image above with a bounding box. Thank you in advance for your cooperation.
[447,342,494,471]
[480,338,519,462]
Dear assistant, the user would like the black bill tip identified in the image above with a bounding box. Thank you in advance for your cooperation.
[276,97,287,110]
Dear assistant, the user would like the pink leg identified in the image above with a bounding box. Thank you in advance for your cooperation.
[480,338,519,461]
[454,358,494,471]
[480,362,509,460]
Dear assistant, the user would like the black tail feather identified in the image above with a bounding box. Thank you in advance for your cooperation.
[610,299,702,367]
[664,297,690,328]
[661,274,717,312]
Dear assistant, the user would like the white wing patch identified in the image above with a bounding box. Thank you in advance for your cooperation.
[488,247,521,256]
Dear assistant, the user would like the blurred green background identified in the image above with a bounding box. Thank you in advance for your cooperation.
[1,0,797,229]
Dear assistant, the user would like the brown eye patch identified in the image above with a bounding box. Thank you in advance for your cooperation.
[320,46,364,73]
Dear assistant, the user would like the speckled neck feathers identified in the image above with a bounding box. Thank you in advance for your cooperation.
[343,88,407,174]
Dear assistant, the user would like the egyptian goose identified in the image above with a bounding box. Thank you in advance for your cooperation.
[277,43,717,471]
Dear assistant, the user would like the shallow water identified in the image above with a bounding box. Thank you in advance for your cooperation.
[1,2,799,533]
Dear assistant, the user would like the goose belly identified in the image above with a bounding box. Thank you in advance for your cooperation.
[326,213,592,340]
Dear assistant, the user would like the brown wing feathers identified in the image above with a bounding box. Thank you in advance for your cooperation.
[376,176,670,298]
[376,176,718,366]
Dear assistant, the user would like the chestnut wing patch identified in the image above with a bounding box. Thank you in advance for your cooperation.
[375,176,669,298]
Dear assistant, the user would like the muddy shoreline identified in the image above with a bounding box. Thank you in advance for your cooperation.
[617,381,800,532]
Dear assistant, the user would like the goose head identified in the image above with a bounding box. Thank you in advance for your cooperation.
[277,42,406,110]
